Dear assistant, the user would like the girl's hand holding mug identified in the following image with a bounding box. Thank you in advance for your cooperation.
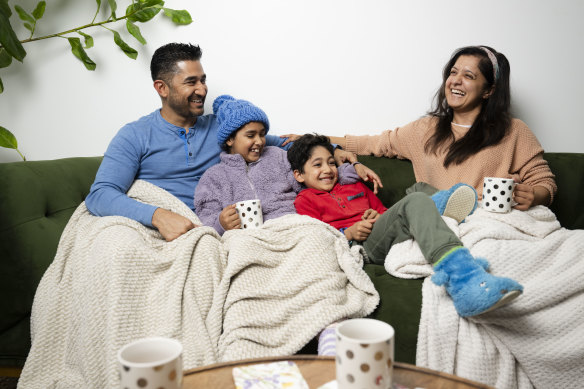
[219,204,241,231]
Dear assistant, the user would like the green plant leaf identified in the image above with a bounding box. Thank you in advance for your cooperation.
[107,0,117,19]
[112,31,137,59]
[138,0,165,7]
[78,31,94,48]
[0,77,3,93]
[0,48,12,68]
[32,1,46,20]
[0,0,12,17]
[0,12,26,61]
[126,20,146,45]
[162,8,192,25]
[126,2,162,23]
[14,5,35,24]
[68,37,96,70]
[0,125,18,149]
[23,22,34,32]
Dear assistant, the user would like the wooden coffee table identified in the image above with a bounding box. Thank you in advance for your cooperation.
[183,355,494,388]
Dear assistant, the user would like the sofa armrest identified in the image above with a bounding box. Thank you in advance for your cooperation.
[544,153,584,230]
[0,156,102,366]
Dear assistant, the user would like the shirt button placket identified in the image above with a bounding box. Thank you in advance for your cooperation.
[189,129,197,158]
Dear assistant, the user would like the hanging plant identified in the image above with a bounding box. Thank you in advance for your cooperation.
[0,0,192,160]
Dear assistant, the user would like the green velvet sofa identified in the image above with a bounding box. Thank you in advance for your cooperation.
[1,153,583,372]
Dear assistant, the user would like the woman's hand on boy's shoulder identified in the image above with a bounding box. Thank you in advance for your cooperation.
[353,163,383,194]
[333,148,357,165]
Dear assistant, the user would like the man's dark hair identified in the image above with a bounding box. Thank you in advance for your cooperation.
[287,133,334,173]
[150,43,202,84]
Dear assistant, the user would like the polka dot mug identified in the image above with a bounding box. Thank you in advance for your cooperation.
[335,318,394,389]
[482,177,516,213]
[235,199,263,229]
[117,337,183,389]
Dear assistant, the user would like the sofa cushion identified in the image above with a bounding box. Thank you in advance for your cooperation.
[364,264,423,365]
[357,156,417,208]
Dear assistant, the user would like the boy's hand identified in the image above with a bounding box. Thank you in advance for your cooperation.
[361,209,380,221]
[219,204,241,231]
[345,219,376,242]
[354,163,383,194]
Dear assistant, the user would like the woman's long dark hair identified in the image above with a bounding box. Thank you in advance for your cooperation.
[425,46,511,167]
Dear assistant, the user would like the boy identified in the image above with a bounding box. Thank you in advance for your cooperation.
[287,134,523,318]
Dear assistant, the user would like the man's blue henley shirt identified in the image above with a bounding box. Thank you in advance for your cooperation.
[85,109,290,227]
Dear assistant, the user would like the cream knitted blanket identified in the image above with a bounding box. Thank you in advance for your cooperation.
[18,180,379,388]
[385,206,584,389]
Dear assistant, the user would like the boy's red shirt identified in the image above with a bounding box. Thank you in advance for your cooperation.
[294,181,387,230]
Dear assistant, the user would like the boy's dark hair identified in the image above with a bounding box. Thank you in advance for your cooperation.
[287,133,334,173]
[150,43,202,84]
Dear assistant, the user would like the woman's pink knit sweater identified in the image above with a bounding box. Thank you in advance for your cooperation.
[345,116,557,202]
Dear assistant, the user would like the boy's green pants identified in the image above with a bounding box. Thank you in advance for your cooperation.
[362,187,462,265]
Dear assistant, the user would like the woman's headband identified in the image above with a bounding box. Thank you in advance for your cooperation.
[479,46,499,82]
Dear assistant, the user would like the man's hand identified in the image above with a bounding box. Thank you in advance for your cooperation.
[279,134,301,146]
[345,218,377,242]
[219,204,241,231]
[152,208,197,242]
[354,163,383,194]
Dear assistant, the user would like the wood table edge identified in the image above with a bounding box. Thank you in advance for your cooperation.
[183,355,494,389]
[183,354,334,375]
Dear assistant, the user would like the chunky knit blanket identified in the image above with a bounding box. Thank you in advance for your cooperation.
[18,180,379,389]
[385,206,584,389]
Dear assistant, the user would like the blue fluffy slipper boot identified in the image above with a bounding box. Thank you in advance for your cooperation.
[431,183,478,223]
[432,248,523,317]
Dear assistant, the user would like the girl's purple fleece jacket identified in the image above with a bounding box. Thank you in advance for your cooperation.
[193,146,359,234]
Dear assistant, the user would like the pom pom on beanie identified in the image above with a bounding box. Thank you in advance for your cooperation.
[213,94,270,145]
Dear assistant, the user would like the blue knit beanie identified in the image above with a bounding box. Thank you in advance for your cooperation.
[213,95,270,145]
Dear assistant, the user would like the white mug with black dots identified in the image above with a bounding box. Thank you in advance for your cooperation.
[335,318,394,389]
[235,199,263,229]
[117,337,183,389]
[483,177,516,213]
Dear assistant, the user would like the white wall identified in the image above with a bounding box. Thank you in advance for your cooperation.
[1,0,583,163]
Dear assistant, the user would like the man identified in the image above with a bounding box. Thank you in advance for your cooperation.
[86,43,374,241]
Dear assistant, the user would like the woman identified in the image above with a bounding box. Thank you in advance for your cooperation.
[328,45,557,210]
